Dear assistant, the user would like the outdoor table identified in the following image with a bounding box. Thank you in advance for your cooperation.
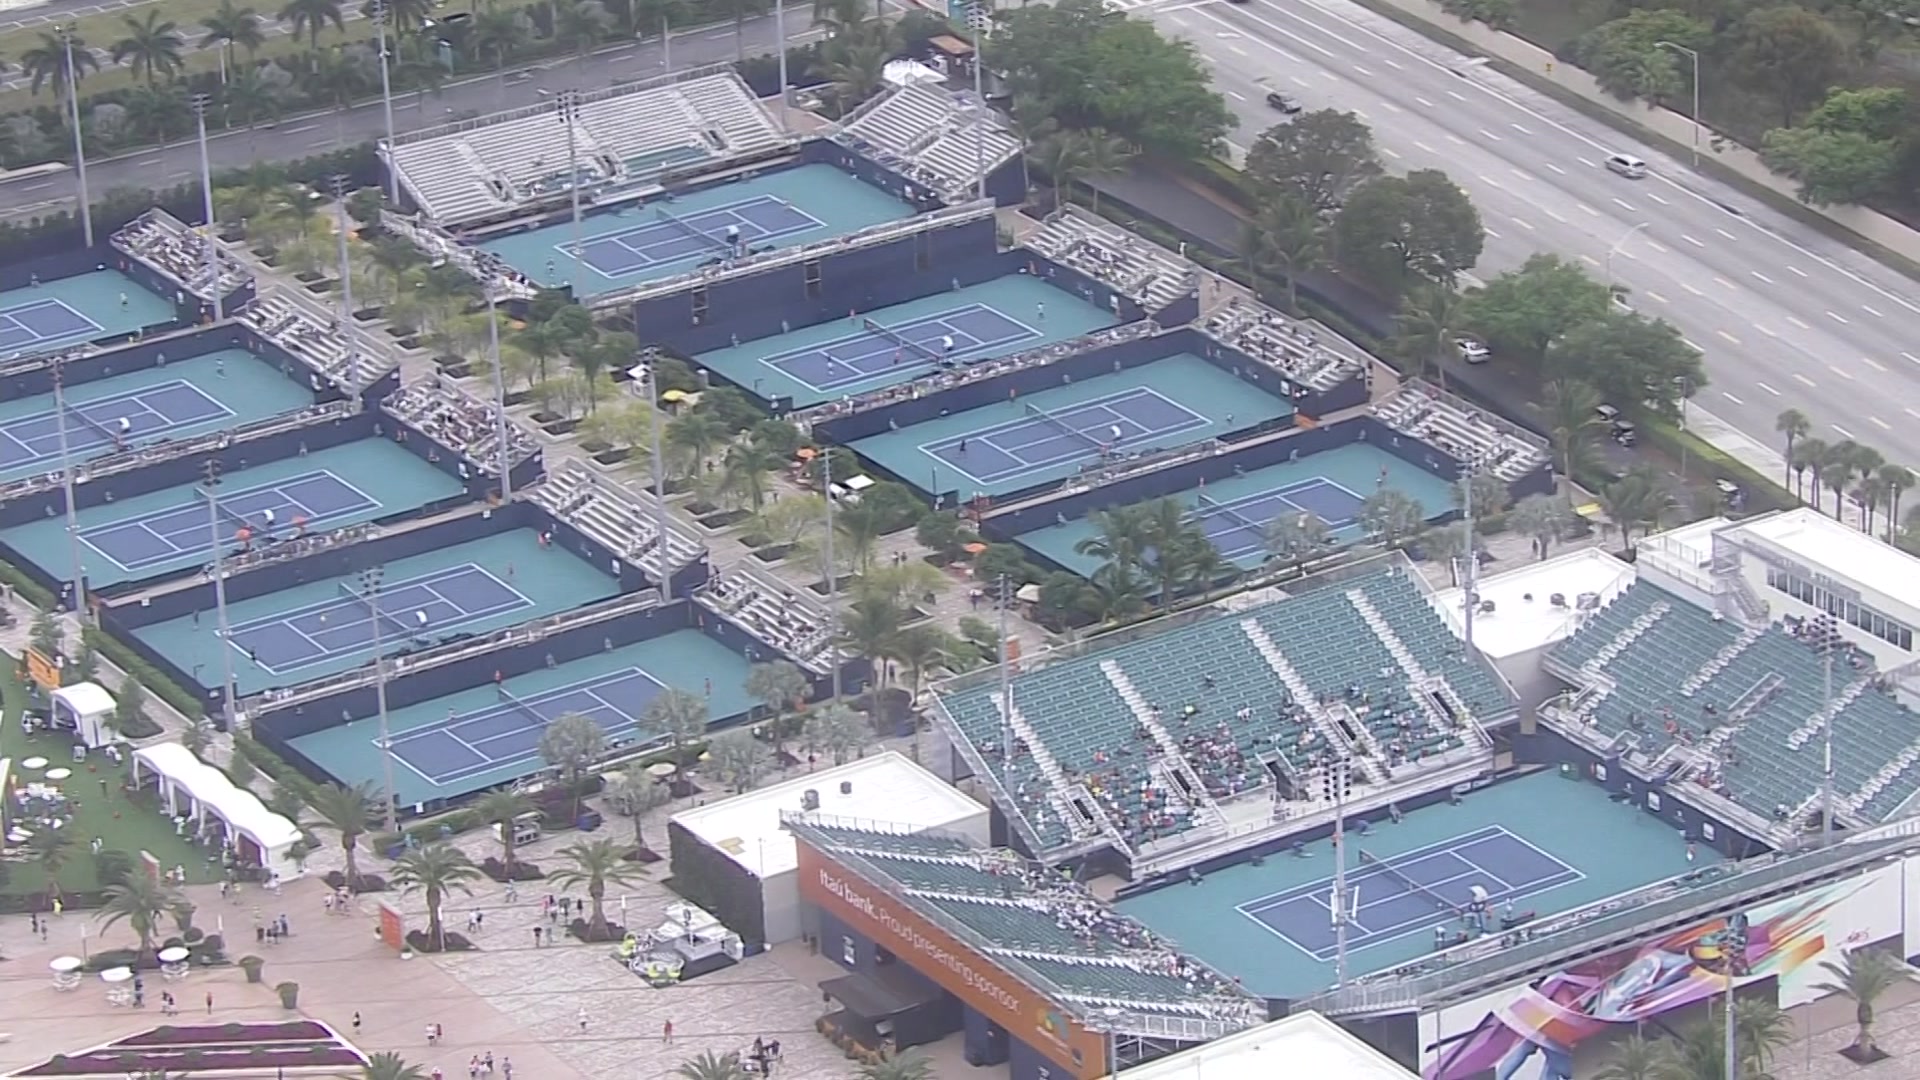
[99,967,133,1007]
[157,946,190,980]
[49,956,81,991]
[19,757,46,770]
[43,768,71,781]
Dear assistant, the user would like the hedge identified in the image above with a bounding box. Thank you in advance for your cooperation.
[82,627,203,724]
[0,557,56,610]
[1637,417,1798,514]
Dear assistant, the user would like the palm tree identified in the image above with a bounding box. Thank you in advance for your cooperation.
[97,869,187,955]
[551,837,643,938]
[1008,96,1057,198]
[858,1054,936,1080]
[745,659,808,742]
[471,790,534,871]
[812,0,868,33]
[1591,1033,1662,1080]
[1138,496,1210,606]
[666,410,727,480]
[223,64,284,129]
[630,0,683,41]
[1078,128,1134,214]
[708,0,770,61]
[1249,194,1325,315]
[124,84,190,143]
[1264,511,1331,573]
[892,623,953,721]
[643,688,710,782]
[113,11,187,86]
[1821,452,1855,519]
[1790,436,1828,501]
[1510,494,1571,560]
[713,442,778,512]
[1879,464,1915,543]
[1035,129,1090,215]
[353,1051,430,1080]
[20,31,99,102]
[1774,408,1809,493]
[840,592,905,692]
[802,702,874,765]
[1543,380,1601,492]
[1731,996,1794,1073]
[304,46,371,135]
[1814,947,1908,1061]
[390,843,482,950]
[557,0,615,60]
[470,7,531,69]
[200,0,266,78]
[1598,467,1673,547]
[365,0,436,33]
[1359,490,1426,548]
[307,781,379,891]
[676,1051,751,1080]
[815,39,889,116]
[280,0,346,48]
[1074,504,1149,579]
[27,828,76,901]
[1422,522,1470,585]
[1857,474,1889,536]
[604,768,672,853]
[832,499,889,575]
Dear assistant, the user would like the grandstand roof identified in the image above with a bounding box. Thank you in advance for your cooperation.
[1429,548,1634,659]
[1727,508,1920,617]
[1118,1013,1415,1080]
[671,751,985,879]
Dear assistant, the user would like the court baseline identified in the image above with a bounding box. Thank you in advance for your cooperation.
[0,297,102,353]
[0,381,231,471]
[569,196,825,278]
[386,668,669,786]
[1203,478,1369,560]
[78,470,380,572]
[761,304,1041,393]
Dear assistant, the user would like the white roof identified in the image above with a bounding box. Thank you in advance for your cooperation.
[132,743,302,852]
[1430,548,1635,659]
[1114,1013,1414,1080]
[52,682,115,717]
[671,751,983,878]
[1729,508,1920,615]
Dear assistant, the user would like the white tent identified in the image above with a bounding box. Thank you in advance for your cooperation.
[51,682,116,748]
[131,743,305,880]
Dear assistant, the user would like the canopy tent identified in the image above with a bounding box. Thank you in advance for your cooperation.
[131,743,304,879]
[51,683,116,748]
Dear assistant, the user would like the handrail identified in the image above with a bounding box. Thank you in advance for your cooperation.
[0,343,98,378]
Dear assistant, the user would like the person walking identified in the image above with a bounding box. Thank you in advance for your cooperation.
[662,1019,674,1044]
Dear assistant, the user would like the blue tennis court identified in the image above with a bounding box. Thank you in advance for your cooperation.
[1197,479,1367,559]
[765,304,1040,393]
[80,470,378,572]
[388,668,669,786]
[1238,826,1585,960]
[568,195,823,278]
[0,297,101,352]
[224,564,533,675]
[0,381,231,471]
[924,387,1210,487]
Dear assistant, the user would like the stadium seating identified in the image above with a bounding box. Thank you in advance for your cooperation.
[526,460,706,580]
[1023,209,1195,313]
[801,823,1259,1022]
[699,562,835,670]
[833,83,1020,204]
[1373,383,1549,484]
[112,209,251,301]
[381,379,539,475]
[1548,580,1920,824]
[238,292,393,389]
[388,72,787,225]
[936,566,1509,851]
[1201,298,1363,392]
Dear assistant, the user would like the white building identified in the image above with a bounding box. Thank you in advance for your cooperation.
[1109,1012,1415,1080]
[669,751,988,946]
[1429,547,1637,663]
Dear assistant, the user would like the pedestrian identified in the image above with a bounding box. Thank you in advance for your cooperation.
[205,991,214,1014]
[531,925,542,948]
[502,1060,513,1080]
[475,910,485,930]
[578,1007,589,1033]
[353,1011,362,1035]
[427,1024,438,1046]
[216,357,225,378]
[662,1019,674,1044]
[1037,300,1045,322]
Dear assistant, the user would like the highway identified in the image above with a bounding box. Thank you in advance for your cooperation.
[0,5,824,222]
[1135,0,1920,473]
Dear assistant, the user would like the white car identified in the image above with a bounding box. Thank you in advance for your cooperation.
[1455,336,1490,364]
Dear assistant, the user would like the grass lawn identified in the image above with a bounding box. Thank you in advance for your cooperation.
[1,654,220,901]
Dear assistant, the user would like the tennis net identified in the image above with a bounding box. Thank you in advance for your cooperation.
[1195,492,1267,536]
[67,407,121,444]
[1022,402,1106,453]
[1359,848,1458,913]
[653,206,729,252]
[335,580,417,641]
[496,686,547,729]
[862,318,942,363]
[212,500,254,536]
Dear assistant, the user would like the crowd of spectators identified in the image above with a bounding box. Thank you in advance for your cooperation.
[1023,211,1196,309]
[239,292,384,390]
[703,565,835,669]
[1373,382,1550,484]
[384,377,538,473]
[112,209,250,300]
[1201,297,1363,392]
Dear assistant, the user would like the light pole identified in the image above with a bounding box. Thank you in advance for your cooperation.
[1099,1006,1123,1078]
[373,0,401,204]
[202,461,238,734]
[60,26,93,246]
[362,566,400,834]
[1604,222,1651,312]
[773,0,788,123]
[486,288,513,500]
[822,449,841,700]
[1815,611,1839,845]
[558,89,584,296]
[642,354,671,600]
[190,94,222,322]
[51,361,86,618]
[971,5,988,200]
[330,175,360,385]
[1655,41,1701,167]
[1328,757,1354,986]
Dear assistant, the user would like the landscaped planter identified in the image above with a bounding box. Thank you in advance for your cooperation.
[117,1021,332,1047]
[481,857,545,882]
[21,1045,363,1076]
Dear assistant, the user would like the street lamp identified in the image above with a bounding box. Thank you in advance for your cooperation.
[557,89,584,296]
[1813,611,1841,845]
[60,26,93,246]
[1604,222,1651,312]
[362,566,400,834]
[1655,41,1701,166]
[372,0,401,205]
[1099,1006,1123,1079]
[190,94,222,321]
[201,461,238,734]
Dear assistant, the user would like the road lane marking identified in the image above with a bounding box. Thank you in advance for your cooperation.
[1758,325,1777,338]
[1716,330,1740,344]
[1788,266,1808,277]
[1873,417,1893,430]
[1380,147,1401,160]
[1479,128,1503,142]
[1543,162,1565,175]
[1478,174,1504,189]
[1681,235,1704,247]
[1681,282,1704,296]
[1544,208,1567,222]
[1353,64,1373,76]
[1383,58,1402,69]
[1827,310,1850,324]
[1792,373,1817,387]
[1291,75,1312,87]
[1832,424,1855,438]
[1509,216,1534,231]
[1905,352,1920,364]
[1786,316,1810,329]
[1226,90,1246,101]
[1611,198,1635,211]
[1381,101,1401,113]
[1862,356,1887,372]
[1447,89,1467,101]
[1228,43,1248,55]
[1751,271,1773,284]
[1646,241,1668,253]
[1908,407,1920,418]
[1830,364,1855,380]
[1579,254,1599,267]
[1446,134,1466,145]
[1577,204,1598,216]
[1511,123,1532,135]
[1415,96,1434,108]
[1722,392,1743,405]
[1483,226,1501,238]
[1715,228,1737,241]
[1683,338,1704,351]
[1578,157,1597,168]
[1353,108,1370,120]
[1756,381,1780,396]
[1715,277,1735,290]
[1646,192,1668,205]
[1645,290,1668,303]
[1413,140,1436,154]
[1863,304,1884,317]
[1510,167,1530,181]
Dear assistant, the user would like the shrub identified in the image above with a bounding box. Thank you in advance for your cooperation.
[321,870,387,893]
[0,557,56,609]
[275,981,299,1009]
[81,627,202,724]
[240,955,265,983]
[481,857,545,882]
[404,929,476,953]
[567,918,625,943]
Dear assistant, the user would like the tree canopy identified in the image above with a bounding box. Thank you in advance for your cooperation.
[1244,111,1382,215]
[992,0,1232,160]
[1334,170,1484,291]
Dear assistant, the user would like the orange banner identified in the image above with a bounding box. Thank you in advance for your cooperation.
[25,647,59,691]
[797,840,1108,1079]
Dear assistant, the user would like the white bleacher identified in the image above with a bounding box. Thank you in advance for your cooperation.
[386,70,789,226]
[1372,381,1550,484]
[383,377,538,475]
[1201,297,1363,392]
[112,209,251,301]
[700,562,837,672]
[1024,208,1196,313]
[832,83,1021,204]
[238,291,393,389]
[526,460,706,581]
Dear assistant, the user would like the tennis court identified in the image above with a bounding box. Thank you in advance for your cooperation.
[479,164,915,293]
[1197,479,1367,561]
[135,531,619,695]
[224,564,533,675]
[700,275,1118,407]
[1115,771,1713,999]
[1238,826,1584,960]
[289,629,757,801]
[0,270,175,357]
[81,470,378,572]
[0,440,466,587]
[849,354,1295,498]
[0,349,312,482]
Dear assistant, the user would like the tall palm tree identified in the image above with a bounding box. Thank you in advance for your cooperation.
[1857,475,1889,536]
[605,768,672,852]
[666,410,727,480]
[223,63,284,130]
[815,39,889,116]
[1138,496,1210,607]
[1814,947,1909,1061]
[124,84,191,143]
[745,659,808,740]
[1421,522,1470,585]
[832,499,888,575]
[1078,129,1134,214]
[469,7,531,70]
[1543,379,1601,492]
[19,31,99,102]
[1820,452,1855,519]
[280,0,346,48]
[28,828,77,901]
[643,687,711,782]
[354,1051,430,1080]
[1591,1033,1661,1080]
[1599,467,1673,547]
[812,0,868,34]
[1248,194,1324,315]
[1074,504,1149,579]
[471,789,534,871]
[389,843,483,950]
[1879,464,1915,543]
[200,0,266,78]
[551,837,644,938]
[557,0,615,60]
[1847,442,1885,503]
[1790,436,1828,502]
[1035,129,1091,215]
[1774,407,1809,493]
[1393,283,1465,391]
[365,0,436,33]
[307,781,379,891]
[708,0,770,61]
[1264,511,1331,573]
[97,870,188,955]
[803,703,874,765]
[304,46,371,133]
[676,1051,751,1080]
[113,11,186,86]
[840,592,905,692]
[630,0,683,41]
[1358,490,1426,548]
[713,442,778,512]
